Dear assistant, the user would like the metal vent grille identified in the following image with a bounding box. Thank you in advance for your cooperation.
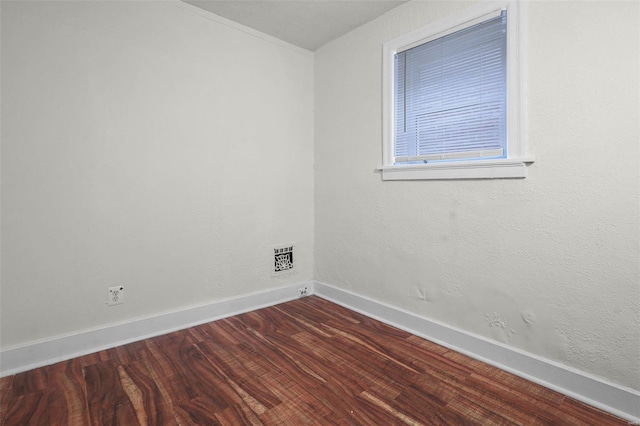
[272,244,294,275]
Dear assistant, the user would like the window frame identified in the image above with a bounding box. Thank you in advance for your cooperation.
[381,1,533,181]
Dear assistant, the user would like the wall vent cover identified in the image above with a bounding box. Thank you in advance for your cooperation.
[272,244,294,275]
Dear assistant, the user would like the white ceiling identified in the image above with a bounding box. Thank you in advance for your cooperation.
[182,0,408,51]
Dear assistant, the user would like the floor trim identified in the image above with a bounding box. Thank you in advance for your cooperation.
[313,280,640,424]
[2,279,637,423]
[0,282,313,378]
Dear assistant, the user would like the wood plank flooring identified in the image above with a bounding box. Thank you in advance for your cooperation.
[0,296,631,425]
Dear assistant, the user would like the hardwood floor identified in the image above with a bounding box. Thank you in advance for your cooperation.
[0,296,631,425]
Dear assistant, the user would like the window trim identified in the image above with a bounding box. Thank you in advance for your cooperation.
[381,1,533,180]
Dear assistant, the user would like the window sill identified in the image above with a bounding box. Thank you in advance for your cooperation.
[379,157,534,181]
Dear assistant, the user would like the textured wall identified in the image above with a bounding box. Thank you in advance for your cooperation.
[314,1,639,390]
[1,1,314,348]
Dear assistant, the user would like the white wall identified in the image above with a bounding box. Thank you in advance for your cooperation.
[314,0,639,391]
[0,1,314,348]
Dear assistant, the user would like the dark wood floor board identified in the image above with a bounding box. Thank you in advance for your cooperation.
[185,319,238,347]
[321,322,421,375]
[332,393,405,426]
[83,361,140,426]
[407,373,459,406]
[203,318,250,346]
[135,354,189,426]
[10,367,49,396]
[283,334,410,421]
[142,335,202,404]
[303,380,377,425]
[0,296,632,426]
[363,333,448,374]
[2,392,48,426]
[446,393,518,426]
[197,341,282,411]
[349,360,408,401]
[176,395,223,425]
[392,384,468,426]
[465,372,564,423]
[406,334,452,356]
[226,342,285,383]
[357,354,419,392]
[255,372,332,424]
[116,361,175,426]
[214,403,264,426]
[262,332,345,388]
[456,383,541,425]
[329,332,420,384]
[46,394,74,426]
[274,301,358,324]
[442,351,561,405]
[555,398,628,426]
[0,392,9,419]
[357,390,427,425]
[441,350,569,412]
[45,360,91,426]
[229,340,296,389]
[108,340,152,367]
[143,337,246,424]
[0,377,13,419]
[294,341,391,402]
[258,400,319,425]
[305,329,408,396]
[78,348,112,369]
[239,326,328,387]
[234,308,306,337]
[291,330,362,369]
[406,347,476,386]
[480,367,566,408]
[145,329,198,361]
[0,376,13,392]
[271,305,336,339]
[324,310,414,343]
[172,343,242,411]
[271,328,385,386]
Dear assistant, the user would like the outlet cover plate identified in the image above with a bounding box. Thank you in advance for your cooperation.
[107,286,124,306]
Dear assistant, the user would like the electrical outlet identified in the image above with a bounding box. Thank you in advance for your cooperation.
[107,286,124,306]
[298,286,308,297]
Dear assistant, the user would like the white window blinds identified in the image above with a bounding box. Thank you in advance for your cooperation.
[394,10,507,163]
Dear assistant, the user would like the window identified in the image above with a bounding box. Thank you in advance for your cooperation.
[381,1,533,180]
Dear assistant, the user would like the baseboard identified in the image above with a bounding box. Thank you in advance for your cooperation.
[0,282,313,378]
[313,281,640,424]
[3,280,637,423]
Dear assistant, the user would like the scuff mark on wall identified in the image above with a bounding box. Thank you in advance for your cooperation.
[487,312,507,329]
[414,285,438,302]
[521,309,537,327]
[487,312,516,344]
[440,274,463,297]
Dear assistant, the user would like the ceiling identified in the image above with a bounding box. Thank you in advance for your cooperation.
[182,0,408,51]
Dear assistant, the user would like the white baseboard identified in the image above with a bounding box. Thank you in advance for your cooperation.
[313,281,640,424]
[3,280,637,423]
[0,282,313,378]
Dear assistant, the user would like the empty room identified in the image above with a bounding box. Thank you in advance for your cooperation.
[1,0,638,424]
